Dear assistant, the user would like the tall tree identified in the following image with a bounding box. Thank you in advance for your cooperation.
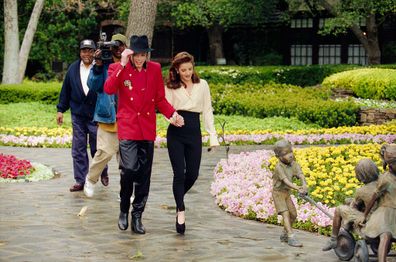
[160,0,278,65]
[2,0,44,84]
[288,0,396,64]
[3,0,20,84]
[126,0,159,46]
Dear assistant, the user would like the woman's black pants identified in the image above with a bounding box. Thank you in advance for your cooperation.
[167,111,202,212]
[119,140,154,216]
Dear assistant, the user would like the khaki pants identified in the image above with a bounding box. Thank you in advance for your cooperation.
[87,126,119,184]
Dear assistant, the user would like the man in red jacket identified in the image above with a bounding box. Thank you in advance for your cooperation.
[104,35,183,234]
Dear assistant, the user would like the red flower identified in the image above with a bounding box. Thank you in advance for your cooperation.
[0,154,35,179]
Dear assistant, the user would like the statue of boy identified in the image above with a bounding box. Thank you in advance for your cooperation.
[359,144,396,262]
[322,158,379,251]
[272,139,307,247]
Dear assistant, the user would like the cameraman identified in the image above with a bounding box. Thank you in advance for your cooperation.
[84,34,127,197]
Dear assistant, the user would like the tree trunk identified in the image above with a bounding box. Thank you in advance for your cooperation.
[2,0,20,84]
[18,0,45,82]
[207,24,225,65]
[126,0,159,47]
[365,14,381,65]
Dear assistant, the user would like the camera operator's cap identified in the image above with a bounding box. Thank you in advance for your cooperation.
[130,35,154,53]
[111,34,127,46]
[80,39,96,50]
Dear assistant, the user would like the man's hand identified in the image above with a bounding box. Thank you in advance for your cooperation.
[94,50,103,67]
[121,49,134,67]
[56,112,63,126]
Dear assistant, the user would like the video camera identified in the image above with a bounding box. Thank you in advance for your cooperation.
[96,32,120,61]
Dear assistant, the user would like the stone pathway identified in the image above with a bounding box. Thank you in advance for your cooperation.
[0,145,381,261]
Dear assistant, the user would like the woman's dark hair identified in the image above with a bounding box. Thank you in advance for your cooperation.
[166,52,200,89]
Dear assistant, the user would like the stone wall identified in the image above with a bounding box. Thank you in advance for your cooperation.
[359,108,396,125]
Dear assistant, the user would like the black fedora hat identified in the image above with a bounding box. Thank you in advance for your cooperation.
[130,35,154,53]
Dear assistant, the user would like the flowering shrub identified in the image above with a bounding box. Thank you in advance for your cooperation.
[211,144,383,234]
[322,68,396,100]
[335,97,396,109]
[0,154,35,179]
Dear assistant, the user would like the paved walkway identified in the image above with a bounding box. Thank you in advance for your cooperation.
[0,145,355,261]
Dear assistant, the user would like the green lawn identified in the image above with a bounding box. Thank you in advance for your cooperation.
[0,102,72,128]
[0,102,319,131]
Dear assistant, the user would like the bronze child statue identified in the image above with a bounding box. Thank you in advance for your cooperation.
[359,144,396,262]
[272,139,307,247]
[322,158,379,251]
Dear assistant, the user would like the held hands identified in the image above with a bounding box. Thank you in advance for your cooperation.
[121,49,134,67]
[169,112,184,127]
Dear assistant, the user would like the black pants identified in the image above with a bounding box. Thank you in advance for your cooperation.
[167,111,202,212]
[119,140,154,215]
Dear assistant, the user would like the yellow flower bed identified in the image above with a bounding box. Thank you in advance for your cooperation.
[269,144,384,207]
[1,122,395,139]
[0,127,72,137]
[227,122,396,136]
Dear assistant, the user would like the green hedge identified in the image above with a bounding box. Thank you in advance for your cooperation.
[163,65,396,87]
[322,68,396,100]
[0,81,61,104]
[211,83,359,127]
[192,65,357,87]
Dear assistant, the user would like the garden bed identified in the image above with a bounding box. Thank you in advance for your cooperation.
[211,144,383,235]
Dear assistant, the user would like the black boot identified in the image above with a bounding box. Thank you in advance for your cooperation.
[131,213,146,234]
[118,212,128,230]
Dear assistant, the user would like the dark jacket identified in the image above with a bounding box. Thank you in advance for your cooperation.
[88,63,116,124]
[57,59,97,119]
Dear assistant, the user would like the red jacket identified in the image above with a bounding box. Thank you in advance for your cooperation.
[104,61,175,140]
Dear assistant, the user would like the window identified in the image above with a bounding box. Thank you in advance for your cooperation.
[348,44,368,65]
[290,45,312,65]
[319,18,328,29]
[319,45,341,64]
[290,18,313,28]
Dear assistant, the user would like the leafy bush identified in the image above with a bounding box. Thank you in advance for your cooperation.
[187,65,357,87]
[0,81,61,104]
[211,83,359,127]
[322,68,396,100]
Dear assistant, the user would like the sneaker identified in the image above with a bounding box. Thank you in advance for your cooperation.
[84,178,95,197]
[322,237,337,251]
[280,231,288,242]
[287,234,303,247]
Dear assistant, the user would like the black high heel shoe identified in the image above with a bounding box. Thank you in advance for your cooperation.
[176,212,185,235]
